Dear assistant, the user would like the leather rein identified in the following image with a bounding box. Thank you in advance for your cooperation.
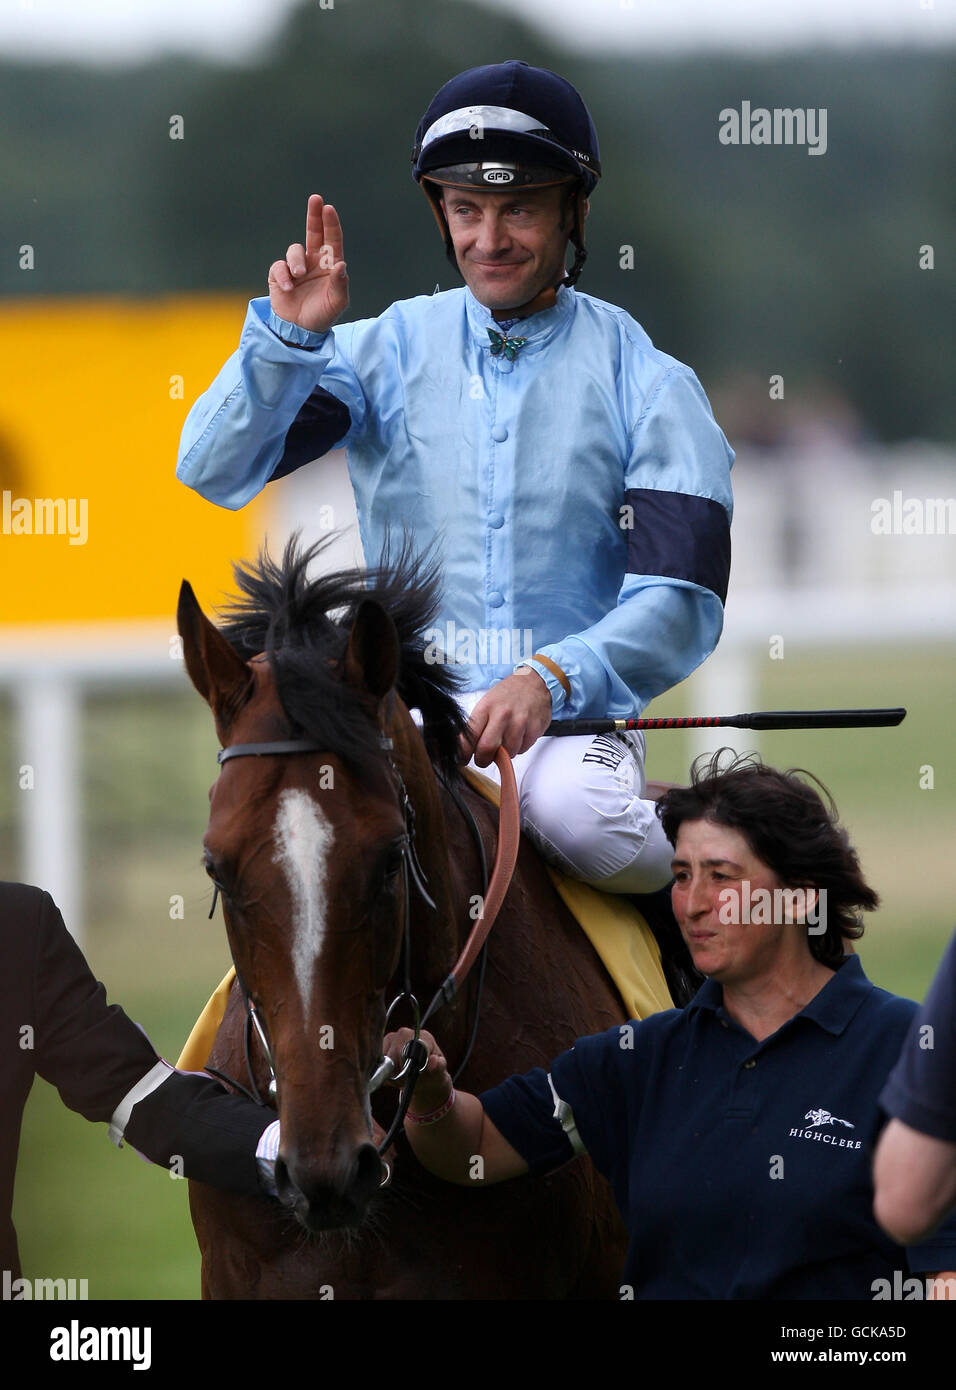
[207,731,520,1164]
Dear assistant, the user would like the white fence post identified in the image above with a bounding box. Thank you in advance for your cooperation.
[16,675,82,944]
[690,640,760,768]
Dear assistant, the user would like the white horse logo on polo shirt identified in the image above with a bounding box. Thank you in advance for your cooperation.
[804,1108,854,1130]
[788,1108,862,1148]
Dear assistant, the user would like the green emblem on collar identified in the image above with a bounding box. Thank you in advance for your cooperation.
[487,328,527,362]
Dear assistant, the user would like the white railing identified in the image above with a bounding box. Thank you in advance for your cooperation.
[1,624,182,942]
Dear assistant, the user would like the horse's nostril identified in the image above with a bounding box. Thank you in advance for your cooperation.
[273,1156,293,1205]
[273,1143,384,1230]
[354,1142,385,1198]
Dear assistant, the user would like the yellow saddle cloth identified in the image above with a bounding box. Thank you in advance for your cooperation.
[177,768,673,1071]
[178,968,236,1072]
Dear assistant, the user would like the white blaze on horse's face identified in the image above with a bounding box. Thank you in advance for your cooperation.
[272,788,335,1020]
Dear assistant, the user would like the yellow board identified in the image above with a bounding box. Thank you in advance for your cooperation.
[0,295,267,623]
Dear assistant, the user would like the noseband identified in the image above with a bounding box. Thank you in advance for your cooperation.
[206,729,519,1171]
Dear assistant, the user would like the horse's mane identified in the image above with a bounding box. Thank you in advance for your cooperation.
[216,532,468,781]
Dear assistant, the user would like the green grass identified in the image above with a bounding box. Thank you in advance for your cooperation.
[4,646,955,1297]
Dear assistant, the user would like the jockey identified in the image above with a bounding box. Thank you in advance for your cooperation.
[176,59,734,898]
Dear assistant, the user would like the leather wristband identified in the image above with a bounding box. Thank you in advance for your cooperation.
[528,652,572,702]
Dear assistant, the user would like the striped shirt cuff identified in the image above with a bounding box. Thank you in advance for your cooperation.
[256,1118,281,1162]
[256,1119,281,1196]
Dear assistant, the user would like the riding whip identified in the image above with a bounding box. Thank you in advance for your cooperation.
[544,708,907,736]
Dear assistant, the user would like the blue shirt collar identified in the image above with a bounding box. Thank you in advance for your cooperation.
[687,954,874,1038]
[465,283,575,352]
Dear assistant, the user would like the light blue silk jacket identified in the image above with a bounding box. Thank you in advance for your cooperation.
[177,285,734,718]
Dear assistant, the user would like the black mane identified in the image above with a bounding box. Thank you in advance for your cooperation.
[216,533,468,781]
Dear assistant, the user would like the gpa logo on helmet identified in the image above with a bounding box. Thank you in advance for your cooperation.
[482,168,514,184]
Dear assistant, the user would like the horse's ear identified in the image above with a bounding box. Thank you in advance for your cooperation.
[177,580,254,729]
[344,599,400,700]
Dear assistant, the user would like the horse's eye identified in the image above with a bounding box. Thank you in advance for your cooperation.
[383,841,406,879]
[203,852,230,894]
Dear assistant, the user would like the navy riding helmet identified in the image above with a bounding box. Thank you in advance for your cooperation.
[412,60,601,287]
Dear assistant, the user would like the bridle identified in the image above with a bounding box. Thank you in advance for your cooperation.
[206,728,520,1174]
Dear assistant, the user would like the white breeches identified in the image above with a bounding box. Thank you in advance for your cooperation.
[457,690,674,895]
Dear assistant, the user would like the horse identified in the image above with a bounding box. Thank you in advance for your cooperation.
[176,536,678,1299]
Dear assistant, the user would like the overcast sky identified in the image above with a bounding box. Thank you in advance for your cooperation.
[0,0,951,64]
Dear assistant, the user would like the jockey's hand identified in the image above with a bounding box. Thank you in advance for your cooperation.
[459,668,552,768]
[268,193,349,335]
[382,1027,452,1114]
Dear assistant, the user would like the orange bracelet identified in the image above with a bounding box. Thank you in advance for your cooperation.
[529,652,572,702]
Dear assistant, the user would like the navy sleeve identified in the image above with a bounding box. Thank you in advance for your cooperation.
[480,1024,629,1182]
[268,385,351,483]
[550,1027,625,1178]
[880,929,956,1142]
[478,1066,575,1177]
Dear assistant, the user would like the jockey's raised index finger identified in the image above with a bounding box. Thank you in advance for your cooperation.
[304,193,325,255]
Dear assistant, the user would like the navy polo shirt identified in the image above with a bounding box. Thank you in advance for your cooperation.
[480,955,956,1299]
[880,928,956,1141]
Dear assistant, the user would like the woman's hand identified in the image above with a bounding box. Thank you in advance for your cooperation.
[382,1026,452,1115]
[380,1026,528,1185]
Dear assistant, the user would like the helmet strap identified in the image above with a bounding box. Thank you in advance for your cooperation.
[558,187,588,289]
[563,236,588,289]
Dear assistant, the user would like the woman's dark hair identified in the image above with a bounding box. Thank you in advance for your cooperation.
[657,751,879,968]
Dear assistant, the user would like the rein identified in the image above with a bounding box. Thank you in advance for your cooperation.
[207,731,520,1164]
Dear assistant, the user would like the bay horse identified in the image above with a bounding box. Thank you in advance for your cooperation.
[177,536,672,1299]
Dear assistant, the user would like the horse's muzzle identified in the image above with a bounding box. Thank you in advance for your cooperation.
[274,1143,384,1231]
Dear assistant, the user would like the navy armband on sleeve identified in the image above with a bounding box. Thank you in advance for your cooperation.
[624,488,731,604]
[269,385,352,483]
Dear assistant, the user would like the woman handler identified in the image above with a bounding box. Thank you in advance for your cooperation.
[384,754,956,1299]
